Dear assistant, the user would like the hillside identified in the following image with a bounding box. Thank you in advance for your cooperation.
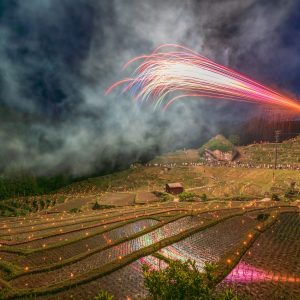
[153,134,300,166]
[31,162,300,213]
[151,149,200,164]
[238,135,300,164]
[199,134,235,154]
[152,135,236,164]
[4,134,300,217]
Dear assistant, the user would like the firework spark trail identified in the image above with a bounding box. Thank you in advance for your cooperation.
[106,44,300,112]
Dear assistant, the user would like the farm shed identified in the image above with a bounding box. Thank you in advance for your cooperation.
[165,182,184,194]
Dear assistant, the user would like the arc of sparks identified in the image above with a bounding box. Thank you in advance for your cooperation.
[106,44,300,112]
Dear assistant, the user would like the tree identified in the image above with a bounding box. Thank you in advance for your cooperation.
[142,259,243,300]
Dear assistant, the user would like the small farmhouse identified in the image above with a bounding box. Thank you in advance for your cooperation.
[166,182,184,194]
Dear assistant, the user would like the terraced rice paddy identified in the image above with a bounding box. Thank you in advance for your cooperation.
[40,255,168,300]
[7,219,159,267]
[220,212,300,300]
[0,200,298,299]
[158,212,260,269]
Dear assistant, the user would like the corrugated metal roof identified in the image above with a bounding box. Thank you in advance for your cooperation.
[166,182,183,188]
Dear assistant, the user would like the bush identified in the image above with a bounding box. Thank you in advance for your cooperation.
[32,199,39,211]
[200,193,207,201]
[46,199,52,207]
[142,259,243,300]
[153,191,172,202]
[14,209,28,216]
[69,207,82,213]
[257,213,270,221]
[284,188,295,199]
[271,193,280,201]
[57,196,65,204]
[160,194,170,202]
[179,192,196,202]
[92,201,101,210]
[94,290,113,300]
[92,201,114,210]
[230,196,249,201]
[40,199,46,210]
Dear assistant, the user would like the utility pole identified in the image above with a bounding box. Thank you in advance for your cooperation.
[273,130,281,180]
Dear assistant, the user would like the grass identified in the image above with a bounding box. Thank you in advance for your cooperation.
[54,162,300,202]
[239,135,300,164]
[151,149,201,164]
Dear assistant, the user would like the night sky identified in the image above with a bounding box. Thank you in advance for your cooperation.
[1,0,300,176]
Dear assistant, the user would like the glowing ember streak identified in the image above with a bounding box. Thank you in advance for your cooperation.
[107,44,300,112]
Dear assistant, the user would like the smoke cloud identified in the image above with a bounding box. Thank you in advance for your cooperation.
[0,0,299,176]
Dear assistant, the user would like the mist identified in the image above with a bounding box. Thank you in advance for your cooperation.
[0,0,299,176]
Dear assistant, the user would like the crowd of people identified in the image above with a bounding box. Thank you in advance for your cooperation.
[140,161,300,171]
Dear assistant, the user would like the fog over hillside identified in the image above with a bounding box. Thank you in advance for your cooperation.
[1,0,299,176]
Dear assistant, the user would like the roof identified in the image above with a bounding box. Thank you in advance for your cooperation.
[166,182,183,188]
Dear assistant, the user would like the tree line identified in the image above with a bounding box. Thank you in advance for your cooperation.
[0,174,71,200]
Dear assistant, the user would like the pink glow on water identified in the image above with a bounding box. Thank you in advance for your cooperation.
[224,261,300,283]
